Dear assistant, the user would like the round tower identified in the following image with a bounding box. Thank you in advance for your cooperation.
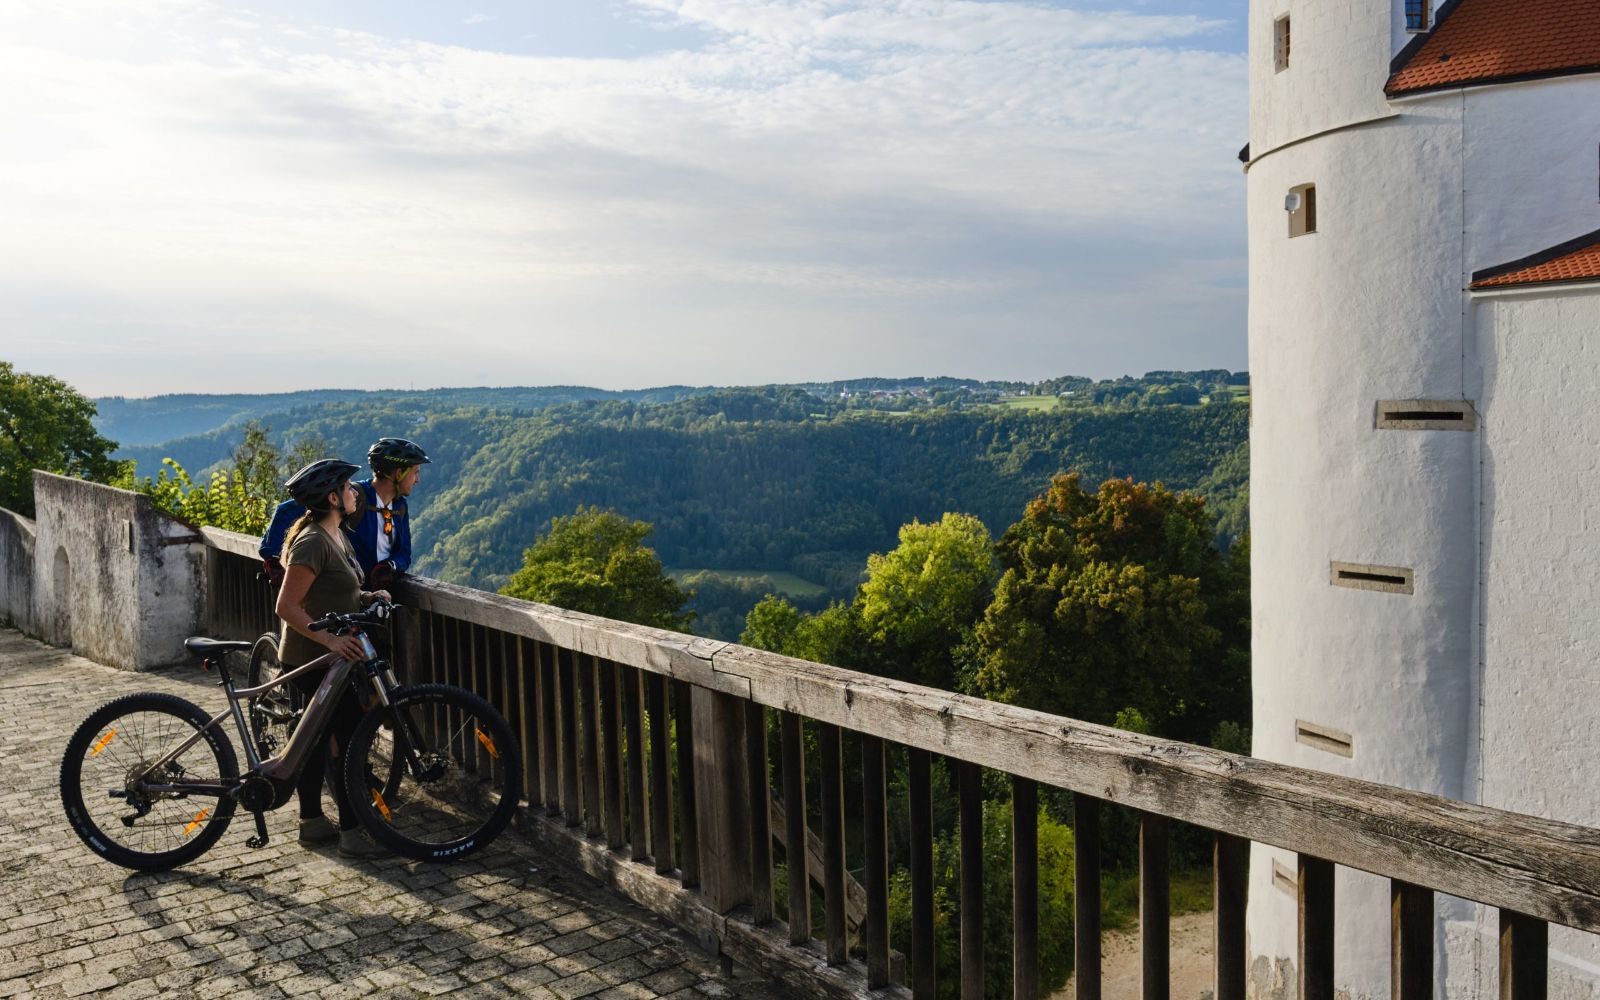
[1246,0,1600,995]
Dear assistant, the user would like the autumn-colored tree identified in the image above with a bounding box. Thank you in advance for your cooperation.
[972,473,1248,743]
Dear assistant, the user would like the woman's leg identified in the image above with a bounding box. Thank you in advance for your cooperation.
[326,693,364,830]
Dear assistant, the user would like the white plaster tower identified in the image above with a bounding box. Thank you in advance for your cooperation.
[1245,0,1600,996]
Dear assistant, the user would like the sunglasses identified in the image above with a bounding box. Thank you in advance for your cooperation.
[380,508,394,538]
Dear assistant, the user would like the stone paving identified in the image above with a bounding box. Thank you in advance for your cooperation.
[0,629,792,1000]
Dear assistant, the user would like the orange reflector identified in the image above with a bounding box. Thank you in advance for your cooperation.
[183,809,209,837]
[90,729,116,756]
[475,728,499,759]
[372,790,392,822]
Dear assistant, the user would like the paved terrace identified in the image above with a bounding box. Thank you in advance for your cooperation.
[0,629,792,1000]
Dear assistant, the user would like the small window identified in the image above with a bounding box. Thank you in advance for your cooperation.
[1330,561,1414,595]
[1375,399,1477,430]
[1405,0,1430,32]
[1274,15,1291,72]
[1272,860,1298,898]
[1287,183,1316,237]
[1295,719,1354,758]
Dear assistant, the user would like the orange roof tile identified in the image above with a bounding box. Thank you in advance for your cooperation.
[1386,0,1600,97]
[1472,230,1600,289]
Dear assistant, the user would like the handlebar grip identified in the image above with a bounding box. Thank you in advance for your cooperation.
[307,618,331,632]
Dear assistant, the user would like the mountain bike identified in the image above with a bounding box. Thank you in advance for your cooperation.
[60,601,522,871]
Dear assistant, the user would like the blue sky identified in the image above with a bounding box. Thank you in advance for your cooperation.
[0,1,1247,396]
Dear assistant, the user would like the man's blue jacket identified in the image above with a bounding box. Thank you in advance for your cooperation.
[258,479,412,576]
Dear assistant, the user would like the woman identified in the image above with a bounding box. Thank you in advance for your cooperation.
[274,458,391,859]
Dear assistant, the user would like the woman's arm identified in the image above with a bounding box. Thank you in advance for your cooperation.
[276,564,367,661]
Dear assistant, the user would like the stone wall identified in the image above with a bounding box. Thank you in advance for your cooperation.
[14,473,207,670]
[0,506,38,635]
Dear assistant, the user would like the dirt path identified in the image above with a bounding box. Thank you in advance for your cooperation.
[1054,910,1215,1000]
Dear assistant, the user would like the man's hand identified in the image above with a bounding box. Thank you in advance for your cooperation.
[261,557,285,587]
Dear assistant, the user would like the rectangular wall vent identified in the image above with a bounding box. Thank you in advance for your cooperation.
[1330,561,1414,595]
[1375,399,1476,431]
[1272,860,1298,898]
[1295,719,1354,758]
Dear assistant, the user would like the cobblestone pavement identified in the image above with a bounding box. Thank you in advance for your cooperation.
[0,629,791,1000]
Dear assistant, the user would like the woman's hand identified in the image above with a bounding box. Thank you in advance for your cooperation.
[321,631,369,662]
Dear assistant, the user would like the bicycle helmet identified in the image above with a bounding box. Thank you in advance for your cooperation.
[367,438,431,475]
[285,459,361,512]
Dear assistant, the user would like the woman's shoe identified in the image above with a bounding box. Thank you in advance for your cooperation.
[298,815,339,846]
[338,828,387,859]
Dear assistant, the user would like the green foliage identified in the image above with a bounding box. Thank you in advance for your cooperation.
[972,474,1250,743]
[116,421,325,535]
[0,362,122,516]
[677,570,829,641]
[889,798,1077,1000]
[500,506,693,632]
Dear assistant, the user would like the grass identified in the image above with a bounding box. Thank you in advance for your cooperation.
[670,568,829,598]
[1102,865,1214,929]
[992,395,1062,412]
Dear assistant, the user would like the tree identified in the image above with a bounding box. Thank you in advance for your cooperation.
[972,473,1248,743]
[0,362,122,516]
[500,506,693,631]
[856,512,996,689]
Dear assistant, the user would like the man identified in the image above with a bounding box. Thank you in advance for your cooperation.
[261,438,431,590]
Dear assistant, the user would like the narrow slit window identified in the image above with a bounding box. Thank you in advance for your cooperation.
[1272,860,1298,898]
[1274,15,1291,72]
[1330,561,1414,595]
[1376,399,1477,430]
[1295,719,1354,758]
[1287,183,1316,237]
[1405,0,1429,32]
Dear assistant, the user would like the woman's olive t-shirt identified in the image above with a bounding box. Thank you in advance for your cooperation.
[280,524,363,667]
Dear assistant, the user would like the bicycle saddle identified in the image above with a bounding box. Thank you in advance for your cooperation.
[183,637,254,658]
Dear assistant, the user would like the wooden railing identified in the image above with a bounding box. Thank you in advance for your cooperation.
[200,533,1600,1000]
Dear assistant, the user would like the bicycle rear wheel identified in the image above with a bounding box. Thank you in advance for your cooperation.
[344,684,521,861]
[60,693,239,871]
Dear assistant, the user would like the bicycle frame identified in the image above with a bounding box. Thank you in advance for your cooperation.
[138,630,397,799]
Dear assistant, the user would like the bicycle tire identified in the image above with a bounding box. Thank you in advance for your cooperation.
[344,684,521,862]
[61,692,239,871]
[247,631,301,761]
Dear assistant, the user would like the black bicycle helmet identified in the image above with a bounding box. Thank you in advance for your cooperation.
[367,437,431,475]
[285,459,361,511]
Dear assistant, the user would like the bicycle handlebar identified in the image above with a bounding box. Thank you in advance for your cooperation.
[307,599,397,634]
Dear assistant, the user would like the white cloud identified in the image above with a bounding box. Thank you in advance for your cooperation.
[0,0,1246,395]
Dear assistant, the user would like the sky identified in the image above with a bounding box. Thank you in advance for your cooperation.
[0,0,1248,397]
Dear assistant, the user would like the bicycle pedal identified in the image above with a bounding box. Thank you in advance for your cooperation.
[246,810,270,849]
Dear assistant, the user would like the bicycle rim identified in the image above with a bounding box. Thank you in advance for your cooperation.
[347,685,520,861]
[61,693,238,870]
[247,633,299,761]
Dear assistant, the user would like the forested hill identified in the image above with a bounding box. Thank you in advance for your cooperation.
[415,390,1248,590]
[97,384,711,450]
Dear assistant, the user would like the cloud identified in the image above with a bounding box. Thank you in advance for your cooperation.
[463,13,497,25]
[0,0,1246,395]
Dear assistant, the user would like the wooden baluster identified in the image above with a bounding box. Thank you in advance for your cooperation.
[469,624,489,774]
[1391,881,1432,1000]
[579,654,603,837]
[672,679,700,888]
[1075,793,1102,1000]
[647,673,674,873]
[780,711,809,945]
[1140,813,1170,1000]
[1298,855,1335,1000]
[747,702,774,925]
[623,666,650,863]
[959,760,983,1000]
[863,734,890,987]
[443,617,462,763]
[909,748,936,1000]
[541,643,560,817]
[1013,776,1039,1000]
[1498,910,1547,1000]
[819,721,847,966]
[1213,833,1248,1000]
[600,660,625,849]
[516,636,538,807]
[559,648,580,827]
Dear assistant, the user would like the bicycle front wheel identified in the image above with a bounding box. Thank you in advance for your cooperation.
[60,693,239,871]
[344,684,521,862]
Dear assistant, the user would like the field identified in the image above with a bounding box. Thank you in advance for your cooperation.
[991,395,1061,411]
[670,568,829,598]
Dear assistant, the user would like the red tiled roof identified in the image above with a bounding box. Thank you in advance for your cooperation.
[1472,230,1600,289]
[1386,0,1600,97]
